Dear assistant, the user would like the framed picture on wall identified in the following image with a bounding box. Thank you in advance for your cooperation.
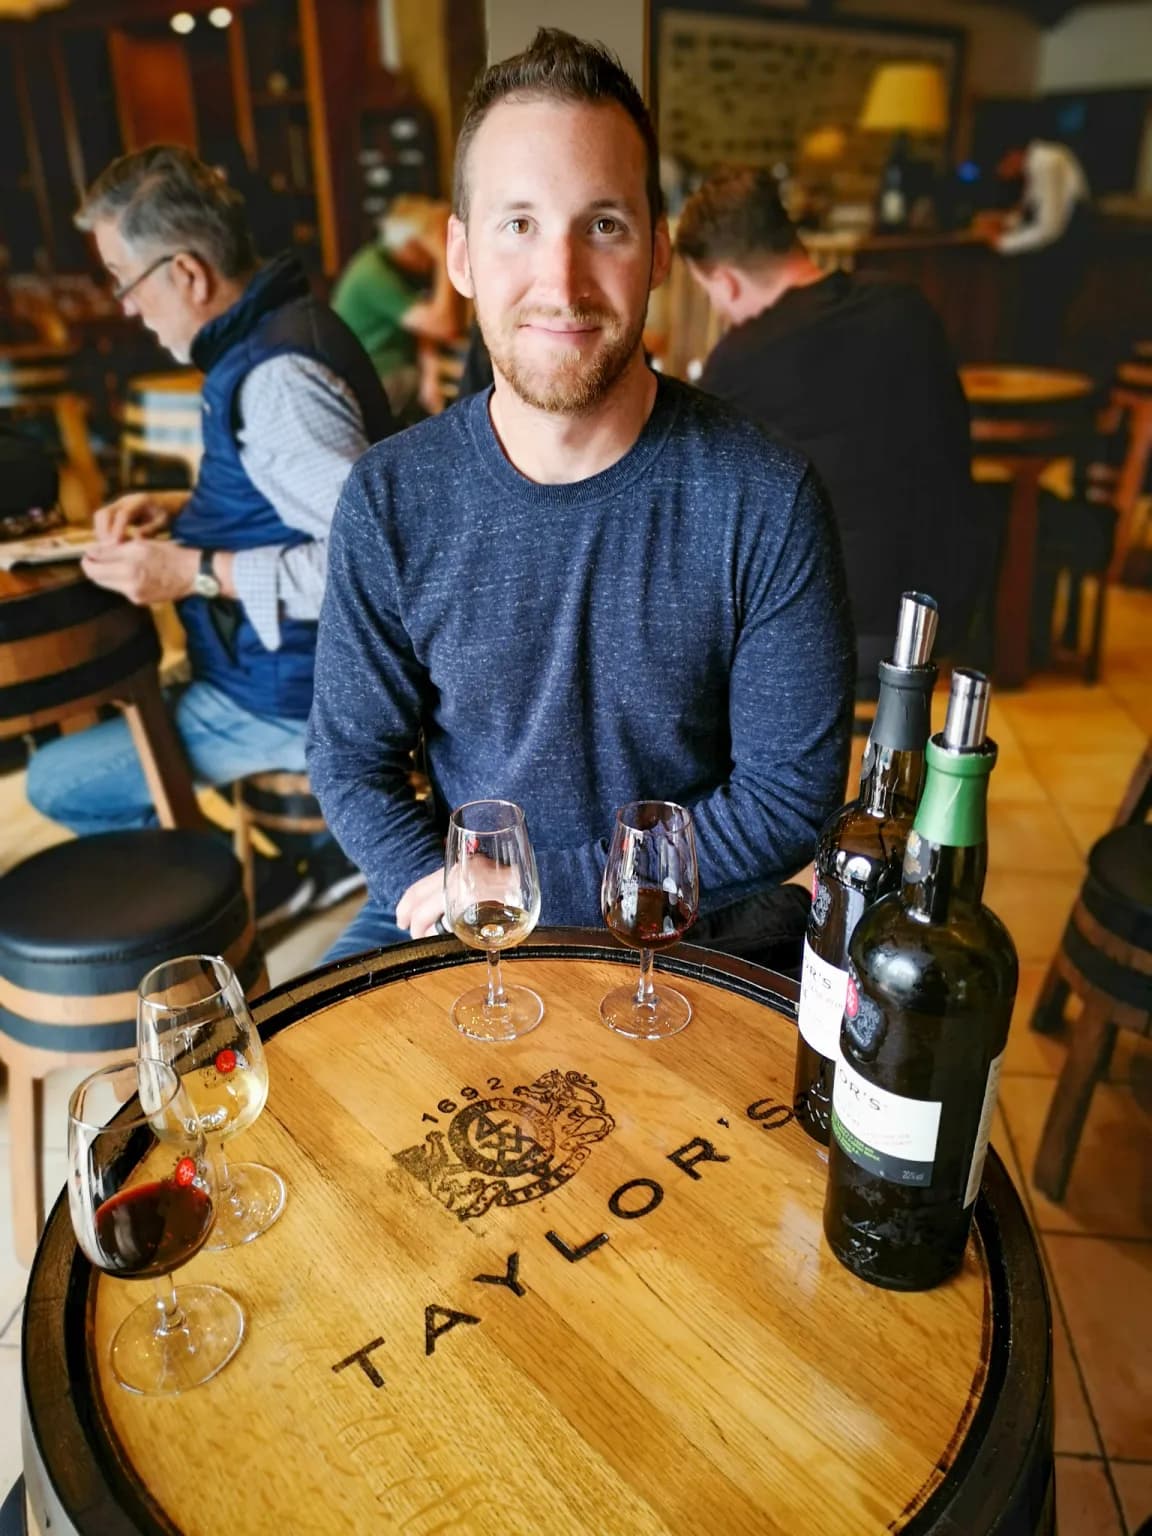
[649,1,964,207]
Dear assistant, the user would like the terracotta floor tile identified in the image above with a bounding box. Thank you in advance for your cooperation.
[1029,750,1148,809]
[998,1076,1152,1239]
[1045,1238,1152,1461]
[1112,1461,1152,1534]
[1002,964,1068,1077]
[983,872,1080,966]
[1054,1457,1125,1536]
[987,750,1050,805]
[1004,696,1147,756]
[1050,1301,1103,1456]
[1057,801,1123,858]
[987,801,1084,875]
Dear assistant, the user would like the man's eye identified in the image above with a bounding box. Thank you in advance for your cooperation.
[594,217,620,236]
[506,218,531,235]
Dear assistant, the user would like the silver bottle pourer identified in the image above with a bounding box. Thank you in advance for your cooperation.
[891,591,939,669]
[942,668,991,749]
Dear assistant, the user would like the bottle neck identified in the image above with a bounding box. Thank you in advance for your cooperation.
[902,737,997,921]
[858,661,935,819]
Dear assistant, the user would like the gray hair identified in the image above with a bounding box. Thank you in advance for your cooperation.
[75,144,257,279]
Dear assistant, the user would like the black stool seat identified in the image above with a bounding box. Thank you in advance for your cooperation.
[0,829,260,1054]
[0,830,247,983]
[1084,825,1152,944]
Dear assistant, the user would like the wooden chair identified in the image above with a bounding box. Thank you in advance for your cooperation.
[0,830,265,1264]
[119,371,203,488]
[232,771,327,917]
[1110,354,1152,581]
[1031,743,1152,1201]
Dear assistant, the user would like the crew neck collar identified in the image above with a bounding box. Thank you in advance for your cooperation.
[464,371,682,507]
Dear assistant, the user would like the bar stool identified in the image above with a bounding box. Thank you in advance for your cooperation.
[1110,356,1152,581]
[1031,744,1152,1201]
[233,771,327,916]
[120,371,203,488]
[0,830,266,1265]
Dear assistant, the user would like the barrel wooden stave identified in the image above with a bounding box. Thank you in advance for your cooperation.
[24,937,1053,1536]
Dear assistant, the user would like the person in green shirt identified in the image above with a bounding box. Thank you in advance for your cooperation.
[332,196,462,418]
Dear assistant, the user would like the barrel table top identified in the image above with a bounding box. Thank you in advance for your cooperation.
[23,934,1054,1536]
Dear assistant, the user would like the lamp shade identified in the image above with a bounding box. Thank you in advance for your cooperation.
[858,63,948,135]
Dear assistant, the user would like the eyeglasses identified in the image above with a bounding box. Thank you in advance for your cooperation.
[110,252,179,304]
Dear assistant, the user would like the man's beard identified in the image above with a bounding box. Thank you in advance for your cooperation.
[481,302,646,414]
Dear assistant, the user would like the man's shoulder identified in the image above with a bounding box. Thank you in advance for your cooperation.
[661,375,813,495]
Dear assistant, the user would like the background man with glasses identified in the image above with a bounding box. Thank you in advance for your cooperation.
[27,145,393,923]
[308,30,854,969]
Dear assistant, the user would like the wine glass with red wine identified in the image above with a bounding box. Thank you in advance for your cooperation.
[67,1059,245,1396]
[601,800,699,1039]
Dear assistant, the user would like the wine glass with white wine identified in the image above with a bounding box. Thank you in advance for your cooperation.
[138,954,285,1249]
[444,799,543,1041]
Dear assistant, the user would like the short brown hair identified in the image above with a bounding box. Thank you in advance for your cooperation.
[453,28,662,229]
[676,167,800,269]
[76,144,257,279]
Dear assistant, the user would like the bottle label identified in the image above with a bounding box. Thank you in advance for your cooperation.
[963,1050,1004,1208]
[798,940,849,1059]
[831,1056,942,1186]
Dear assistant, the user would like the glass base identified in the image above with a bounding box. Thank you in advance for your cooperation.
[453,985,543,1042]
[600,983,693,1040]
[203,1162,286,1251]
[109,1283,245,1396]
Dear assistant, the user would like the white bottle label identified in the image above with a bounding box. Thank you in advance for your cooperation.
[832,1056,942,1186]
[964,1051,1004,1208]
[798,940,849,1058]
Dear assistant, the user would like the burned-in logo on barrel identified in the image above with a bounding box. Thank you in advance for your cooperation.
[395,1069,615,1221]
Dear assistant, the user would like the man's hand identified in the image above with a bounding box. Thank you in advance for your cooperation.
[397,867,446,939]
[81,540,200,607]
[93,491,189,544]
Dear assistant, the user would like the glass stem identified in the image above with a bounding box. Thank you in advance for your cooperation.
[211,1138,239,1212]
[153,1272,186,1336]
[485,948,508,1010]
[635,948,656,1008]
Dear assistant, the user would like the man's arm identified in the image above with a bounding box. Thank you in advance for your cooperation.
[226,354,374,650]
[533,466,854,923]
[996,152,1070,254]
[306,464,444,914]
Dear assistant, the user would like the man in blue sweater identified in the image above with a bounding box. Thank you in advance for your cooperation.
[308,29,854,963]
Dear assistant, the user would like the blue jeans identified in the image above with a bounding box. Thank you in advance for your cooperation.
[322,898,409,963]
[26,680,309,836]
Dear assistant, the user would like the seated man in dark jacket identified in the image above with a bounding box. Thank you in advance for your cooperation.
[677,167,980,685]
[27,146,393,918]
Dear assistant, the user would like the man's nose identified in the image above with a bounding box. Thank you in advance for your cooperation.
[537,233,587,308]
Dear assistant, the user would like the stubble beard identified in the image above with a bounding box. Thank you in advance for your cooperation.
[483,303,647,415]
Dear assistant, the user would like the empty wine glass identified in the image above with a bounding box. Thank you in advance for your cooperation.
[444,799,543,1041]
[68,1058,245,1396]
[138,954,285,1249]
[600,800,699,1039]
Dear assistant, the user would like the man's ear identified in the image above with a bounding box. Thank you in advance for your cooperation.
[171,250,213,307]
[651,214,672,291]
[446,214,473,299]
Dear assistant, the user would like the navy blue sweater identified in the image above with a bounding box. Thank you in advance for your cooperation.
[308,375,854,926]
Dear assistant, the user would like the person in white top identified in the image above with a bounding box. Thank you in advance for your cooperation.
[995,140,1091,256]
[982,137,1093,363]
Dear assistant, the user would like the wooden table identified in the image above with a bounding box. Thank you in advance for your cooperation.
[22,935,1054,1535]
[961,366,1096,689]
[0,560,201,829]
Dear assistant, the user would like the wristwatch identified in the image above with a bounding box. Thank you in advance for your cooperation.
[193,548,221,600]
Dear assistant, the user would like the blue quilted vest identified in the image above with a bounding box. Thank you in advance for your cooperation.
[176,254,392,721]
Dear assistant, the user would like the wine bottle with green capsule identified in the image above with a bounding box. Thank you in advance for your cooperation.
[793,591,938,1145]
[823,668,1018,1291]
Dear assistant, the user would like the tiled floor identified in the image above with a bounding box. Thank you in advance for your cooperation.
[0,588,1149,1531]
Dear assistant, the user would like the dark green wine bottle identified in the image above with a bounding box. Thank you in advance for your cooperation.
[823,669,1018,1291]
[793,592,938,1145]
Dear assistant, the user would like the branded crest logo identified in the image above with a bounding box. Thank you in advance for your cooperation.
[395,1070,615,1222]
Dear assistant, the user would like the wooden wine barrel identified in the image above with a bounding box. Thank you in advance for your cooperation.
[22,934,1054,1536]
